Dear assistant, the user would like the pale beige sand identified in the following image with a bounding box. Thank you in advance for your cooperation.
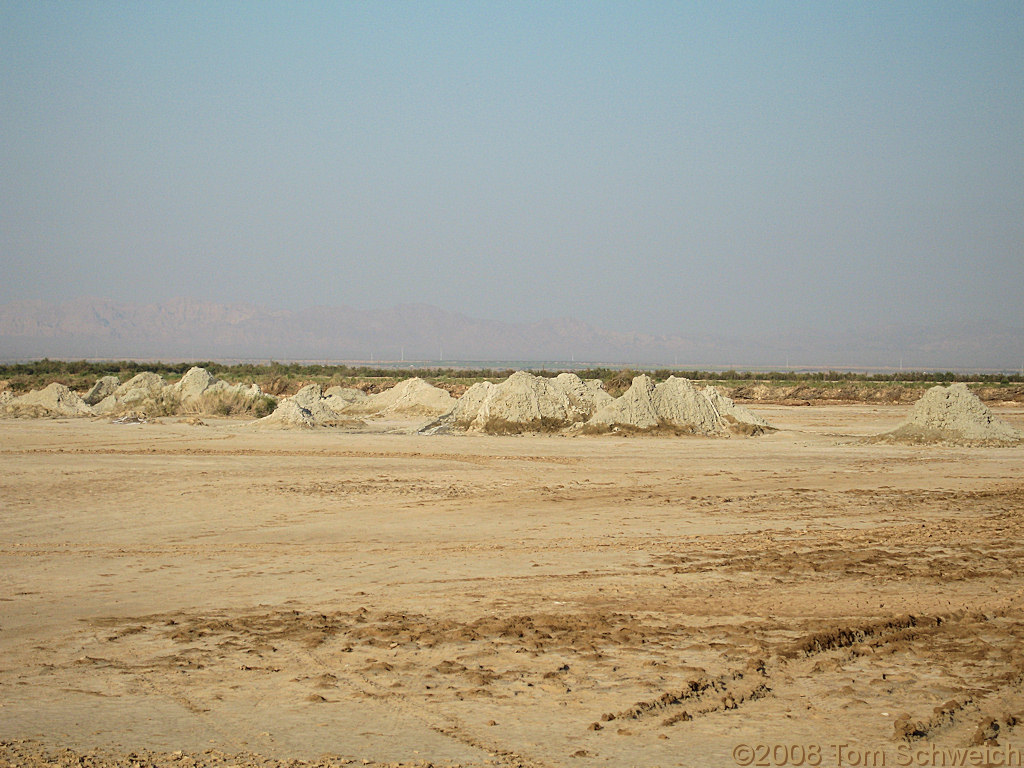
[2,404,1023,767]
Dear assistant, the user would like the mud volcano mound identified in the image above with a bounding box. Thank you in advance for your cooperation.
[424,372,770,436]
[586,375,772,436]
[257,383,355,428]
[343,378,455,419]
[2,383,94,418]
[424,371,603,434]
[878,383,1023,445]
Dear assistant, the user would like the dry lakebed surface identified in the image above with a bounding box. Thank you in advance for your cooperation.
[2,404,1023,767]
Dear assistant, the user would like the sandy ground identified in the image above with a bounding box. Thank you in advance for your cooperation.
[2,405,1023,768]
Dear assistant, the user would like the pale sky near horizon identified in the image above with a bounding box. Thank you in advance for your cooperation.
[2,1,1022,341]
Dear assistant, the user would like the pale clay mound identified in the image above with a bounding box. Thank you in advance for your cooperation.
[288,384,350,424]
[651,376,724,434]
[881,383,1023,444]
[94,368,265,417]
[257,398,317,428]
[587,374,662,430]
[25,367,267,419]
[172,366,218,401]
[426,372,770,436]
[256,383,361,429]
[84,375,120,405]
[172,367,264,403]
[431,371,577,433]
[426,380,495,433]
[343,378,455,418]
[702,385,772,429]
[587,375,773,435]
[114,372,167,405]
[324,385,368,402]
[4,382,95,418]
[551,372,614,420]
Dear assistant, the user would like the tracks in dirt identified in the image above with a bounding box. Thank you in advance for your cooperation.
[590,606,1024,747]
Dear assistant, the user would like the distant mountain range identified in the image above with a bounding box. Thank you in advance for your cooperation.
[0,298,1020,371]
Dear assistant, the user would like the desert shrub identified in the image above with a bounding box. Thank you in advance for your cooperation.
[605,369,640,397]
[180,390,277,418]
[480,416,570,435]
[581,420,700,437]
[259,375,293,397]
[128,390,181,418]
[252,395,277,418]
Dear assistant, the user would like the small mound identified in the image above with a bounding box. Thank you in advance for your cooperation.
[345,378,456,418]
[878,383,1023,445]
[83,375,120,405]
[258,399,317,428]
[292,383,351,423]
[256,384,359,428]
[3,383,94,418]
[702,386,773,435]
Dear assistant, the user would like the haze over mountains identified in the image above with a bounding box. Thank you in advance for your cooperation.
[0,298,1020,371]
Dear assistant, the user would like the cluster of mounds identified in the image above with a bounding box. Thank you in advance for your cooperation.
[8,370,1018,444]
[256,377,455,428]
[0,367,270,419]
[875,383,1023,445]
[423,371,610,434]
[423,371,771,436]
[586,375,772,436]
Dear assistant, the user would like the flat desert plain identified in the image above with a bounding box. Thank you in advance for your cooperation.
[2,404,1024,768]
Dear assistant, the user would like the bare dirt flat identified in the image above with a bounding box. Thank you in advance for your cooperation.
[2,405,1023,767]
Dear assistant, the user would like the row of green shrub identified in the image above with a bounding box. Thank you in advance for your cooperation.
[1,359,1021,394]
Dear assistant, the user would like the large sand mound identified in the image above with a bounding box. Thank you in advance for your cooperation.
[3,383,95,418]
[426,372,771,436]
[428,371,577,434]
[344,378,455,418]
[92,368,267,417]
[879,383,1023,444]
[587,375,773,435]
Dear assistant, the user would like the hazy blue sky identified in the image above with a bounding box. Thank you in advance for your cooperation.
[2,1,1022,342]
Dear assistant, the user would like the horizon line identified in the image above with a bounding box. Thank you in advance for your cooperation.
[1,355,1022,377]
